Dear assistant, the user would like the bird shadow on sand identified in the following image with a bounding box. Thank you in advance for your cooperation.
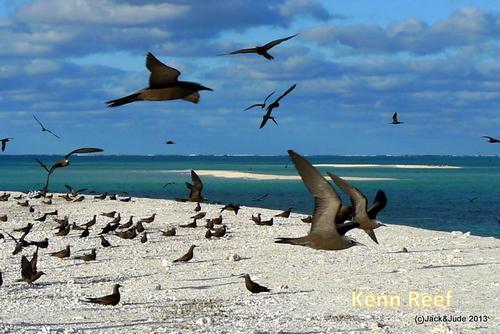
[175,274,241,282]
[171,281,240,291]
[419,262,499,270]
[268,289,313,296]
[386,245,500,254]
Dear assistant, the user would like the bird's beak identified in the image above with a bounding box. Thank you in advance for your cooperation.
[200,86,213,91]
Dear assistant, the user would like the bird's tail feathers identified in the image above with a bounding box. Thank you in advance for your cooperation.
[275,236,309,246]
[106,93,141,108]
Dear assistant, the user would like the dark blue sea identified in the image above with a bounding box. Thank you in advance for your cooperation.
[0,154,499,238]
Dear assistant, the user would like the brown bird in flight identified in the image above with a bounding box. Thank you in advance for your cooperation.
[390,112,403,125]
[482,136,500,143]
[32,114,60,138]
[0,138,13,152]
[244,91,275,110]
[35,147,103,194]
[259,84,296,129]
[106,52,212,107]
[84,284,122,306]
[219,34,298,60]
[176,170,204,202]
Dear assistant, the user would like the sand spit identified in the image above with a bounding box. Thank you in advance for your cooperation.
[194,170,398,181]
[0,192,498,333]
[313,164,462,169]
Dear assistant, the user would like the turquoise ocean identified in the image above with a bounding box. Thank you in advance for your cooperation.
[0,155,499,238]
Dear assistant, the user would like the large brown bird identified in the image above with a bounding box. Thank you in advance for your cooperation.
[84,284,122,306]
[275,151,363,250]
[219,34,298,60]
[176,170,204,202]
[259,84,296,129]
[50,245,71,258]
[106,52,212,107]
[35,148,103,193]
[74,249,97,261]
[173,245,196,263]
[242,274,270,293]
[20,254,45,284]
[275,207,292,218]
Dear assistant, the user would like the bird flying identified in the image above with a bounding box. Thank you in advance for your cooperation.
[219,34,298,60]
[259,84,296,129]
[33,114,60,138]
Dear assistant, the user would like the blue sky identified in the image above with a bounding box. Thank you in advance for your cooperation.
[0,0,499,155]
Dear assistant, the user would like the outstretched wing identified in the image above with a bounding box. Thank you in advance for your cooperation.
[45,129,60,139]
[262,34,298,50]
[219,47,258,56]
[146,52,181,88]
[367,190,387,219]
[35,158,50,173]
[275,84,296,103]
[65,148,103,158]
[263,91,275,104]
[328,172,369,221]
[244,103,264,111]
[32,114,44,129]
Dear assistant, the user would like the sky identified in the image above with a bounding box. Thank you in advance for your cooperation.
[1,0,500,155]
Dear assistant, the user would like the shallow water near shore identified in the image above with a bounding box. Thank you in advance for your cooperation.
[1,154,499,237]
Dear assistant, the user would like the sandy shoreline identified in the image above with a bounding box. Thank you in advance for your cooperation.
[194,170,398,181]
[0,191,498,333]
[313,164,462,169]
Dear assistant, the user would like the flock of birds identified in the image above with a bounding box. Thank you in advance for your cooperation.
[0,33,497,306]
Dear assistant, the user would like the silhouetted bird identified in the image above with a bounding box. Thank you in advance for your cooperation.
[275,208,292,218]
[211,225,227,238]
[100,236,111,248]
[33,114,60,138]
[251,213,261,224]
[140,214,156,224]
[180,220,197,228]
[162,182,175,188]
[95,192,107,200]
[73,195,85,202]
[34,213,48,222]
[1,138,13,152]
[85,215,97,228]
[101,211,117,218]
[481,136,500,143]
[50,245,71,258]
[219,34,298,60]
[220,204,240,215]
[207,215,223,225]
[35,148,103,193]
[390,112,403,125]
[301,216,313,224]
[20,254,45,284]
[99,222,120,235]
[29,238,49,249]
[65,184,87,197]
[173,245,196,263]
[119,216,134,229]
[194,202,201,212]
[80,227,90,238]
[106,52,212,107]
[176,170,204,202]
[245,92,275,110]
[135,222,145,233]
[55,225,70,236]
[14,223,33,234]
[74,249,96,261]
[260,84,296,128]
[256,218,273,226]
[140,232,148,243]
[161,227,176,237]
[165,140,175,144]
[84,284,122,306]
[190,212,206,220]
[0,214,7,222]
[119,197,131,202]
[251,193,269,202]
[242,274,270,293]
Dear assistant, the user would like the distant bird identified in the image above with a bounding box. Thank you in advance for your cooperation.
[85,215,97,228]
[301,216,313,224]
[140,232,148,243]
[390,112,403,125]
[50,245,71,258]
[80,227,90,238]
[251,213,261,224]
[74,249,97,261]
[242,274,270,293]
[119,197,131,202]
[469,197,478,203]
[109,194,117,200]
[259,84,296,129]
[275,151,363,250]
[245,92,275,110]
[481,136,500,143]
[101,211,117,218]
[162,182,176,188]
[165,140,175,145]
[206,215,223,225]
[205,229,212,239]
[119,216,134,229]
[84,284,122,306]
[173,245,196,263]
[99,222,120,235]
[220,204,240,215]
[161,227,176,237]
[180,219,197,228]
[139,213,156,224]
[34,213,48,222]
[190,212,206,220]
[0,138,13,152]
[219,34,298,60]
[256,217,273,226]
[35,148,103,193]
[106,52,212,107]
[6,231,30,255]
[29,238,49,249]
[211,225,227,238]
[176,170,204,202]
[328,173,386,244]
[135,222,145,233]
[109,213,121,224]
[0,214,7,222]
[0,271,3,287]
[14,223,33,234]
[32,114,60,138]
[100,236,111,248]
[251,193,269,202]
[65,184,87,197]
[55,225,70,236]
[95,192,107,200]
[275,208,292,218]
[194,202,201,212]
[20,254,45,284]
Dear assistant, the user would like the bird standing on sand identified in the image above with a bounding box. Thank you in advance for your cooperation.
[275,207,292,218]
[140,232,148,243]
[0,138,13,152]
[390,112,403,125]
[275,151,363,250]
[32,114,60,138]
[35,148,103,194]
[84,284,122,306]
[245,92,275,110]
[194,202,201,212]
[481,136,500,143]
[50,245,71,258]
[176,170,204,202]
[161,227,176,237]
[260,84,296,129]
[100,236,112,248]
[191,212,206,220]
[173,245,196,263]
[139,213,156,224]
[220,204,240,215]
[219,34,298,60]
[106,52,212,107]
[242,274,271,293]
[74,249,97,262]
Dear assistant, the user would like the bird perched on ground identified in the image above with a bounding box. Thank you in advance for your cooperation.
[50,245,71,258]
[176,170,204,202]
[139,213,156,224]
[275,208,292,218]
[84,215,97,228]
[256,218,273,226]
[0,271,3,287]
[95,192,107,200]
[161,227,176,237]
[194,202,201,212]
[140,232,148,243]
[106,52,212,107]
[220,204,240,215]
[481,136,500,143]
[100,236,112,248]
[74,249,97,262]
[301,216,313,224]
[101,211,117,218]
[32,114,60,138]
[0,138,13,152]
[219,34,298,60]
[259,84,296,129]
[207,215,223,226]
[242,274,270,293]
[275,151,363,250]
[29,238,49,248]
[190,212,206,220]
[245,92,275,110]
[173,245,197,263]
[251,213,261,224]
[65,184,87,197]
[180,219,197,228]
[35,148,103,194]
[390,112,403,125]
[84,284,122,306]
[211,225,227,238]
